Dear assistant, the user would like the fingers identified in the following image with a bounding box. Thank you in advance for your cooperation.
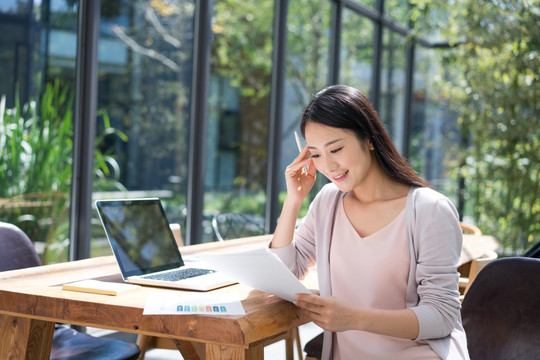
[294,294,331,328]
[285,147,316,197]
[286,147,311,176]
[294,293,325,309]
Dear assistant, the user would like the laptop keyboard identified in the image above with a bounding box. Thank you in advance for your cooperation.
[142,267,216,282]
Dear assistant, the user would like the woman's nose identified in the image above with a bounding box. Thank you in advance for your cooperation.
[323,156,338,173]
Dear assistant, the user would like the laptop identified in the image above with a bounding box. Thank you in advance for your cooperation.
[95,198,236,291]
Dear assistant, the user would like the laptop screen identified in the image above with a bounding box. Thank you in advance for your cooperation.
[96,198,184,278]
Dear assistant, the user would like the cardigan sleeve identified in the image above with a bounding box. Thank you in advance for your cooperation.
[270,183,338,279]
[409,191,463,340]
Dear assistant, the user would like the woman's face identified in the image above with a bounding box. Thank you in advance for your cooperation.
[305,121,375,192]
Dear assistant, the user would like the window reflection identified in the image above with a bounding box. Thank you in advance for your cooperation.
[339,8,373,96]
[410,46,459,194]
[379,30,407,152]
[0,0,467,257]
[205,0,274,242]
[281,0,332,209]
[0,0,77,264]
[353,0,376,9]
[384,0,411,26]
[93,0,195,254]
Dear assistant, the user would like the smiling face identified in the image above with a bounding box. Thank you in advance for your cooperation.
[305,121,376,192]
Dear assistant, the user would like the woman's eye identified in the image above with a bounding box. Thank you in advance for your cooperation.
[310,154,321,159]
[330,147,343,154]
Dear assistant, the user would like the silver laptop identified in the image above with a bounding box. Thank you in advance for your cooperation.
[95,198,236,291]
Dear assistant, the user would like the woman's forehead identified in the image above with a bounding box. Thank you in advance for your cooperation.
[305,123,356,147]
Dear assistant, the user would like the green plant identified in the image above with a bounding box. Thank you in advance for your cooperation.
[0,80,128,263]
[94,109,129,192]
[0,81,73,197]
[0,81,73,263]
[412,0,540,253]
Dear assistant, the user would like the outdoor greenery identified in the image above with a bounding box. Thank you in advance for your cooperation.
[2,0,538,254]
[412,0,540,252]
[0,80,73,263]
[0,81,73,197]
[0,80,127,263]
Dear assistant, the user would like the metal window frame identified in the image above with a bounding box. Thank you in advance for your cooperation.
[69,0,100,260]
[265,0,289,235]
[68,0,454,251]
[185,0,213,245]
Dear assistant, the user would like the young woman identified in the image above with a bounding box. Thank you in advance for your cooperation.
[270,85,469,359]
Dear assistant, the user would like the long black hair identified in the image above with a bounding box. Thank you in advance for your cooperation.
[300,85,429,188]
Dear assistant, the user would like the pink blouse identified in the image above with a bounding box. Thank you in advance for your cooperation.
[330,197,440,360]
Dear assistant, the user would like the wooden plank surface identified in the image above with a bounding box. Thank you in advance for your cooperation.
[0,315,55,360]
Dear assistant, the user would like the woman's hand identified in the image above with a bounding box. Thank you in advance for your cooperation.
[284,146,316,204]
[294,293,420,339]
[294,293,359,332]
[270,146,316,249]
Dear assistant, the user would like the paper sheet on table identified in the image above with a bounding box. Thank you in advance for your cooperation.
[198,248,311,303]
[143,291,245,315]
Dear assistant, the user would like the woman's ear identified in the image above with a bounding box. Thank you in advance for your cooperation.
[368,141,374,151]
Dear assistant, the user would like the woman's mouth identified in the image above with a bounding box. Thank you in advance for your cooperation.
[332,170,349,182]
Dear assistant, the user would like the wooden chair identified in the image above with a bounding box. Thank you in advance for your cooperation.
[459,250,498,300]
[461,257,540,359]
[458,222,498,300]
[168,222,184,247]
[136,225,303,360]
[0,221,141,360]
[459,221,482,235]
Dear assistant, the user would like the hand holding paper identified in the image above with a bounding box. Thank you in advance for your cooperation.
[199,248,310,303]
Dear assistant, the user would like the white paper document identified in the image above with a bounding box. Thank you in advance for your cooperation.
[198,248,311,302]
[143,291,245,315]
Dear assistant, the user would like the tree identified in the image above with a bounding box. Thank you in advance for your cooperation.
[413,0,540,252]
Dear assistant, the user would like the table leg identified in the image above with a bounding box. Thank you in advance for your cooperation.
[0,314,55,360]
[172,339,206,360]
[206,343,264,360]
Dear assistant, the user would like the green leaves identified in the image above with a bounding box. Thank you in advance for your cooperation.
[0,80,128,262]
[419,0,540,252]
[0,80,74,197]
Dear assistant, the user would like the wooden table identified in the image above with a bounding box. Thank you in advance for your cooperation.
[460,234,500,264]
[0,235,313,360]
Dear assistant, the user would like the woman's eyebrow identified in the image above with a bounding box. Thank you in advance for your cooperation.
[308,138,343,150]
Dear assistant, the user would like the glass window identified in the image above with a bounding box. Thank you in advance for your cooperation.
[0,0,32,15]
[205,0,275,241]
[410,46,459,197]
[92,0,195,255]
[352,0,376,10]
[383,0,410,26]
[379,30,407,152]
[409,3,458,45]
[0,0,77,264]
[281,0,332,210]
[339,8,374,96]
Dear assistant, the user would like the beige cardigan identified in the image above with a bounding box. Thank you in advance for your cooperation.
[271,184,470,360]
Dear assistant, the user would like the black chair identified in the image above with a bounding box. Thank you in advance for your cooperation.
[524,240,540,258]
[0,221,140,360]
[461,257,540,360]
[304,331,323,360]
